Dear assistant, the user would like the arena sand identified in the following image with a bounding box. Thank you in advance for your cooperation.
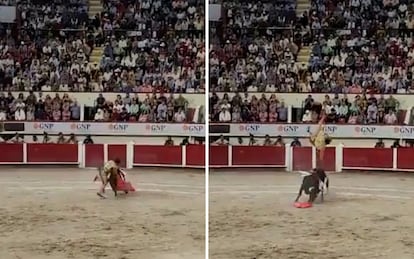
[210,171,414,259]
[0,168,204,259]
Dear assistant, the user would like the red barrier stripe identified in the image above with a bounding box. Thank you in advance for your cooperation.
[292,147,312,171]
[232,146,285,166]
[133,145,182,165]
[84,144,104,167]
[27,143,78,163]
[108,144,127,168]
[0,143,23,163]
[343,148,393,168]
[397,148,414,170]
[186,145,205,166]
[209,146,228,166]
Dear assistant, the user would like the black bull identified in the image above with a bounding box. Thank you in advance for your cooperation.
[295,169,329,203]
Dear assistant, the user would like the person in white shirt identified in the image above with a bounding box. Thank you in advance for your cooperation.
[15,107,26,121]
[0,107,6,120]
[214,135,229,145]
[219,108,231,122]
[174,108,186,122]
[94,108,105,121]
[302,110,312,122]
[384,111,397,124]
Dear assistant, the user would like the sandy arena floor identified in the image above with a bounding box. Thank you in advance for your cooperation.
[0,168,204,259]
[210,171,414,259]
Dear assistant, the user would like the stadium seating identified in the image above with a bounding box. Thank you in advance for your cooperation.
[0,0,205,123]
[209,0,413,125]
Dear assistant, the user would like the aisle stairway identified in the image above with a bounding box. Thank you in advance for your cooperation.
[88,0,103,18]
[89,47,103,66]
[295,0,312,70]
[296,0,311,16]
[296,45,311,70]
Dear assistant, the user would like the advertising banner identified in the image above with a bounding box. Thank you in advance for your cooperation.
[8,122,205,137]
[209,123,414,139]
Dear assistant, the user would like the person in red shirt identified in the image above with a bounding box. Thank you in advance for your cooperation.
[62,106,71,121]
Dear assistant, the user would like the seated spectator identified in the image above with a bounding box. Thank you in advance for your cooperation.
[375,139,385,148]
[94,109,105,121]
[67,133,78,144]
[180,137,189,146]
[392,140,401,148]
[71,101,81,120]
[214,135,229,145]
[348,112,358,124]
[83,135,94,144]
[174,108,186,122]
[91,93,192,122]
[42,132,51,143]
[302,110,312,123]
[263,134,273,146]
[248,134,257,146]
[274,135,284,146]
[164,136,174,146]
[15,107,26,121]
[385,111,398,125]
[9,133,23,143]
[219,107,231,122]
[291,137,301,147]
[57,132,66,144]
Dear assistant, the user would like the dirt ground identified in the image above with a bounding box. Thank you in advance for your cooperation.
[0,168,204,259]
[210,171,414,259]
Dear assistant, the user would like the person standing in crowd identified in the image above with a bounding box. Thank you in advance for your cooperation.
[83,135,94,144]
[263,135,273,146]
[164,136,174,146]
[291,137,301,147]
[375,139,385,148]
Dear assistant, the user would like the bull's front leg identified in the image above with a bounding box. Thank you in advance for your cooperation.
[295,186,304,202]
[309,188,317,203]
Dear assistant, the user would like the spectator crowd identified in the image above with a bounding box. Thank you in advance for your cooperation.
[302,93,401,124]
[0,91,196,122]
[0,0,205,94]
[209,92,288,122]
[209,91,403,124]
[0,91,81,121]
[93,92,191,122]
[209,0,414,126]
[210,0,414,94]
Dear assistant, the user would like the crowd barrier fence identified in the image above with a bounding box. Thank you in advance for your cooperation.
[1,143,414,172]
[0,143,205,169]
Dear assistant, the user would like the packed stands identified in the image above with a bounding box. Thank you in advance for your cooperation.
[91,92,191,122]
[96,0,205,93]
[209,0,414,125]
[0,0,205,124]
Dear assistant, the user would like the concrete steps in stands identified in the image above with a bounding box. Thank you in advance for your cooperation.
[296,0,311,16]
[88,0,103,17]
[90,46,103,65]
[296,46,311,68]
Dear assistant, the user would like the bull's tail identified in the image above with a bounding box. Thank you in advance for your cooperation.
[325,177,329,193]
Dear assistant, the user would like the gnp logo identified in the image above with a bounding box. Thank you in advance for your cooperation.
[145,124,167,132]
[239,124,261,132]
[70,123,91,131]
[324,125,338,134]
[277,125,299,133]
[394,126,414,135]
[183,125,204,132]
[33,122,54,130]
[354,126,376,134]
[108,123,129,131]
